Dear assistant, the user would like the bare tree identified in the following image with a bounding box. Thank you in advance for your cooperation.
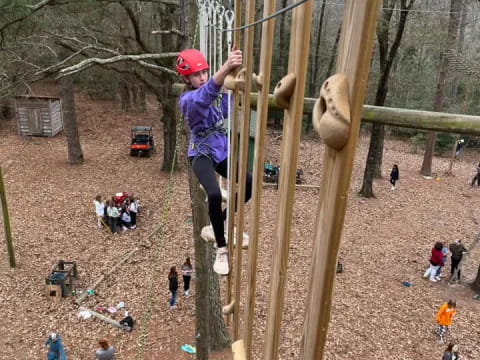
[359,0,414,198]
[420,0,462,176]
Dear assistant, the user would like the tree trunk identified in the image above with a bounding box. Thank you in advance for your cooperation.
[421,0,462,176]
[360,0,414,196]
[120,81,131,112]
[325,23,342,79]
[471,264,480,293]
[60,74,84,165]
[132,84,146,112]
[277,0,289,83]
[160,90,177,172]
[359,124,384,198]
[188,163,211,359]
[207,245,231,350]
[308,1,327,97]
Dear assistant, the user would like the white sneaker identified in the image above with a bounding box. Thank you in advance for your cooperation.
[214,247,229,275]
[435,276,441,281]
[122,226,128,232]
[391,186,395,190]
[430,278,438,282]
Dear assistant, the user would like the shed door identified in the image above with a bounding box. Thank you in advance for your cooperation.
[28,108,43,135]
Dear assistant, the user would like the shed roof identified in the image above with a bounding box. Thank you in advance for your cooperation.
[16,95,61,100]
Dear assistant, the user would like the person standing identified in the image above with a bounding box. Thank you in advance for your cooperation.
[45,332,67,360]
[168,266,179,309]
[94,195,105,228]
[436,300,457,344]
[449,240,468,281]
[424,242,444,282]
[181,257,194,296]
[96,339,115,360]
[389,164,399,190]
[128,196,138,228]
[436,243,449,279]
[471,162,480,187]
[442,343,461,360]
[106,200,120,234]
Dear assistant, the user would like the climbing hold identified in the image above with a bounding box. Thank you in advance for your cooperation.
[274,73,296,109]
[313,73,350,151]
[200,225,249,249]
[222,299,235,315]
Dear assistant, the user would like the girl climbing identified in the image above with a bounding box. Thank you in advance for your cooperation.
[177,49,252,275]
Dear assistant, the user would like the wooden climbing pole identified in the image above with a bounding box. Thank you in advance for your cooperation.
[262,0,314,359]
[232,0,256,342]
[300,2,380,359]
[243,0,277,355]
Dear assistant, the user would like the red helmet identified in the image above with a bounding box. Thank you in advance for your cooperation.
[176,49,209,76]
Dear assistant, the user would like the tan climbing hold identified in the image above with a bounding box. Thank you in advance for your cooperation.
[232,339,246,360]
[273,73,296,109]
[313,73,350,151]
[224,68,246,91]
[252,72,263,90]
[200,225,249,249]
[222,299,235,315]
[201,225,216,243]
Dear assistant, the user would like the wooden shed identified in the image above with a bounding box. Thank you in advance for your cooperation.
[15,95,63,136]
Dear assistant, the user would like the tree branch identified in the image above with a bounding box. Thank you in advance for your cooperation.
[151,29,184,37]
[58,53,178,77]
[0,0,57,45]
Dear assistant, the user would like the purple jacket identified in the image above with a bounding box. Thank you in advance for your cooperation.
[179,78,230,163]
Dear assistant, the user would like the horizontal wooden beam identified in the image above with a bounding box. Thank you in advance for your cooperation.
[172,83,480,135]
[248,92,480,136]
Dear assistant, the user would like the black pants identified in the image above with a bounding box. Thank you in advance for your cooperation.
[191,155,252,248]
[108,216,117,233]
[451,257,462,277]
[390,178,396,186]
[472,175,480,186]
[183,275,191,292]
[130,212,137,226]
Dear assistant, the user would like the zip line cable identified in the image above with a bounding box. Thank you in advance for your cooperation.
[222,0,309,32]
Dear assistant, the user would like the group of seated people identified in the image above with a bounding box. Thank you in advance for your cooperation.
[94,193,140,234]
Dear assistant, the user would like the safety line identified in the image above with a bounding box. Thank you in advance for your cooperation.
[223,0,309,32]
[136,116,183,359]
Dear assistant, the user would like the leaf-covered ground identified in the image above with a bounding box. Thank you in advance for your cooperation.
[0,93,479,359]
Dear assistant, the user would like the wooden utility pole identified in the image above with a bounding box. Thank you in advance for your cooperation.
[0,165,15,268]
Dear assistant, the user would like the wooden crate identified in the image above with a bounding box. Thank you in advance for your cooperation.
[46,284,62,302]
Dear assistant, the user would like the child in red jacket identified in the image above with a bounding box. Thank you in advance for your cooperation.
[423,242,444,282]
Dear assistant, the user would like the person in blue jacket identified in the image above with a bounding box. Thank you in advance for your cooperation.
[45,332,67,360]
[177,49,252,275]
